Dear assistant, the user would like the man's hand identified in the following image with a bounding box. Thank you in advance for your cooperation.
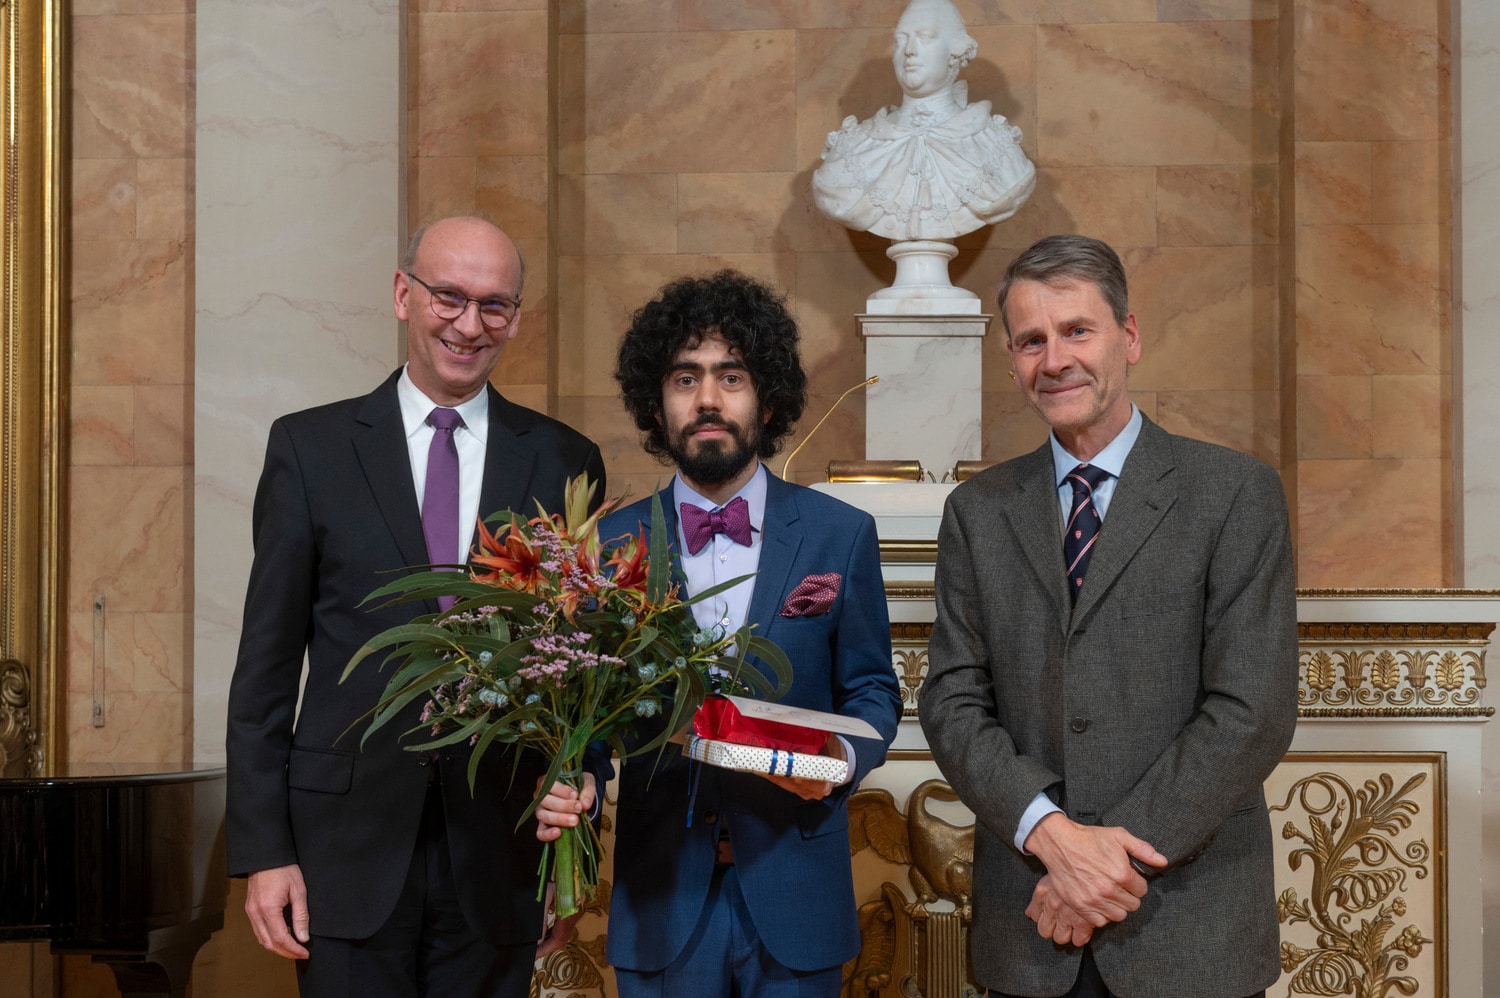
[753,734,844,801]
[1025,875,1095,946]
[535,773,597,842]
[536,882,582,959]
[1022,812,1167,929]
[245,864,311,960]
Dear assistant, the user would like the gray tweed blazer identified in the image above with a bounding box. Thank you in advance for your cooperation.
[921,416,1298,997]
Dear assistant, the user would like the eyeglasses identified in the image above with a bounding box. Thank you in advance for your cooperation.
[405,272,521,331]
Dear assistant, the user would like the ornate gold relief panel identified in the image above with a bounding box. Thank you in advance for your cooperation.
[0,0,68,775]
[1298,623,1492,718]
[1267,753,1445,998]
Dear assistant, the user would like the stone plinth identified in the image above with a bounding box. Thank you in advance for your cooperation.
[858,310,990,481]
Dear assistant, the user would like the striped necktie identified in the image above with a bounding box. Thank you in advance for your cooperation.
[1064,463,1110,603]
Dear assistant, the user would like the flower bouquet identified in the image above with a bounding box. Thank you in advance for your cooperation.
[341,476,792,918]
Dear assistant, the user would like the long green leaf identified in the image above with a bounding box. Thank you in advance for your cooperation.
[646,491,671,604]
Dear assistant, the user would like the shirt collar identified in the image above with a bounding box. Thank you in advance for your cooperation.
[397,365,489,442]
[1050,404,1143,488]
[673,463,767,533]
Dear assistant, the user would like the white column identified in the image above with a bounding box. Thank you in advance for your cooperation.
[193,0,404,762]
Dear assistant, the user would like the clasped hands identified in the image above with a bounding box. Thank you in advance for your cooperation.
[1020,812,1168,947]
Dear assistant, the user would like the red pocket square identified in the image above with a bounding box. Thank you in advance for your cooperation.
[780,572,841,617]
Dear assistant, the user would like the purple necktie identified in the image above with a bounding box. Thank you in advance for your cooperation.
[680,496,753,555]
[1063,463,1110,603]
[423,407,464,612]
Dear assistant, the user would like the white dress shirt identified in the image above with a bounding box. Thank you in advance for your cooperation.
[1015,405,1144,852]
[396,366,489,564]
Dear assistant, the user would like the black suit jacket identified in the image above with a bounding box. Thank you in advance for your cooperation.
[225,370,605,944]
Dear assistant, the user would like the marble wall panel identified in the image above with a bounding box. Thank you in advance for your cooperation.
[1371,141,1449,224]
[70,466,188,614]
[75,0,190,11]
[1372,374,1448,460]
[1295,142,1373,225]
[793,250,902,389]
[71,239,189,386]
[983,388,1050,463]
[1154,389,1280,464]
[135,157,190,241]
[1156,164,1278,246]
[413,0,546,9]
[1157,0,1277,19]
[558,0,678,35]
[1036,20,1278,166]
[72,13,191,159]
[1126,244,1280,392]
[409,9,548,158]
[73,157,137,238]
[1294,0,1446,143]
[1459,0,1500,596]
[558,31,797,176]
[1295,224,1447,376]
[195,0,403,766]
[477,155,550,239]
[1296,458,1448,585]
[994,167,1157,250]
[1296,374,1373,459]
[558,173,679,255]
[410,156,480,223]
[678,0,801,31]
[66,690,192,764]
[71,386,137,465]
[135,385,193,465]
[678,172,798,254]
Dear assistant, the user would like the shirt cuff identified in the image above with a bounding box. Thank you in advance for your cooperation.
[1015,793,1063,853]
[834,735,857,786]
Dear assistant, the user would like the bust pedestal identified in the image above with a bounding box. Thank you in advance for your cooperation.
[858,304,990,481]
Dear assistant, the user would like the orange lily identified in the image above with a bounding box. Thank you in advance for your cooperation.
[471,514,546,591]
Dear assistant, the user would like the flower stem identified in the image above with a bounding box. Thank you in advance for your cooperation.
[554,822,579,919]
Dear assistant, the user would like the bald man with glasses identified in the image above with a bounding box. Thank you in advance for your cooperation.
[227,216,605,997]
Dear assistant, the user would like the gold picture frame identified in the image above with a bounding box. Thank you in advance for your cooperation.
[1,0,68,775]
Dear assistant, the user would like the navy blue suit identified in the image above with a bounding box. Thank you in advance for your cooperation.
[598,472,901,978]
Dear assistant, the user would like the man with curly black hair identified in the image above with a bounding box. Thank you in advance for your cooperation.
[537,269,902,997]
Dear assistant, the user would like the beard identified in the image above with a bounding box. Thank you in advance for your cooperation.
[666,413,762,487]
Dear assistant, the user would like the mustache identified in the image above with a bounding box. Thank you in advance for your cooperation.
[691,414,735,430]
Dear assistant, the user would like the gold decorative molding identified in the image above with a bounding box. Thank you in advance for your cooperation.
[1298,622,1489,716]
[879,540,938,563]
[1,0,69,775]
[884,583,934,601]
[1269,754,1444,997]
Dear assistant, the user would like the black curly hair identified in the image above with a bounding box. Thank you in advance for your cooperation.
[615,270,808,461]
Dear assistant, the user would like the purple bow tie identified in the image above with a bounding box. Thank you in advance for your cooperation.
[680,497,753,555]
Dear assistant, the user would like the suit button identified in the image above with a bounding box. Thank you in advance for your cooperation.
[703,810,718,825]
[1070,716,1090,733]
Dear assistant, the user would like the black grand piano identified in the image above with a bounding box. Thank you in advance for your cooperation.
[0,763,228,997]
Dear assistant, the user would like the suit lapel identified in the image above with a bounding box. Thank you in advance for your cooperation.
[746,471,800,629]
[1071,418,1179,625]
[477,385,539,528]
[1002,444,1072,633]
[352,372,430,569]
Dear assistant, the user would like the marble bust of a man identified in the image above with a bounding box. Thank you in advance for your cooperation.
[813,0,1035,243]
